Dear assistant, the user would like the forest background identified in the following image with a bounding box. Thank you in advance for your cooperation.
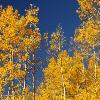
[0,0,100,100]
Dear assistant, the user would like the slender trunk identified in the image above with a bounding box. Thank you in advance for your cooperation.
[64,86,66,100]
[8,49,14,97]
[32,54,35,100]
[59,33,66,100]
[83,63,87,93]
[33,76,35,100]
[61,58,66,100]
[11,50,14,96]
[61,66,63,100]
[93,44,97,97]
[93,47,96,79]
[76,74,79,95]
[23,63,26,89]
[23,58,27,100]
[81,48,88,99]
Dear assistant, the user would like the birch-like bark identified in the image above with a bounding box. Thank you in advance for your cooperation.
[11,50,14,96]
[93,44,97,97]
[32,54,35,100]
[93,46,96,79]
[59,35,66,100]
[23,55,27,100]
[8,49,14,97]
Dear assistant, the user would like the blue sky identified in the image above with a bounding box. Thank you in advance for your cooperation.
[0,0,80,37]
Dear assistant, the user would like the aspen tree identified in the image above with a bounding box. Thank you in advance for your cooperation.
[74,0,100,99]
[0,5,41,99]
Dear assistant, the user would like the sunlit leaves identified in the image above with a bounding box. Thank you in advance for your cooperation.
[77,0,100,20]
[74,19,100,47]
[0,0,99,99]
[36,51,85,99]
[0,4,41,99]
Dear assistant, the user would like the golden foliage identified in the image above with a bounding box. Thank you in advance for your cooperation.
[0,5,41,99]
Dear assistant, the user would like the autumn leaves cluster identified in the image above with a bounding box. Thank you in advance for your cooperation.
[0,0,100,100]
[0,5,40,100]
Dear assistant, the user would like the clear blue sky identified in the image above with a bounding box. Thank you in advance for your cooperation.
[0,0,80,37]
